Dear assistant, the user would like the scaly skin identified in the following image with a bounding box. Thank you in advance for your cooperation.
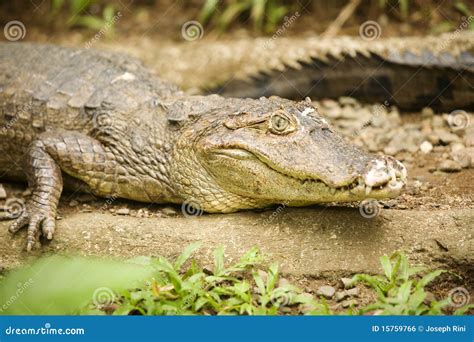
[145,33,474,111]
[0,43,406,251]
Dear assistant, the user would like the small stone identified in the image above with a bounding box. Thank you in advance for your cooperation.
[413,180,423,188]
[335,291,349,302]
[345,287,360,297]
[69,200,79,207]
[427,134,440,145]
[320,99,339,109]
[317,286,336,299]
[161,207,177,216]
[437,131,461,145]
[22,189,32,196]
[451,142,465,153]
[421,107,434,118]
[340,277,355,289]
[341,299,358,308]
[464,133,474,147]
[381,199,397,208]
[116,208,130,215]
[452,148,472,168]
[431,116,445,129]
[419,141,433,154]
[338,96,359,106]
[438,159,462,172]
[383,146,399,156]
[0,184,6,199]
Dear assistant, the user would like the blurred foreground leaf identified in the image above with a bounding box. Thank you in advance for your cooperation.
[0,255,154,315]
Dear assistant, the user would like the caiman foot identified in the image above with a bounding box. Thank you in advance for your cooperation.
[9,201,56,252]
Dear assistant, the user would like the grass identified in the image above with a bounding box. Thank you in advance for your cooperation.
[199,0,291,33]
[79,247,472,316]
[84,244,330,315]
[0,246,471,315]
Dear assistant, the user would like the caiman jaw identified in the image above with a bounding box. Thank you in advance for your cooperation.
[211,148,407,200]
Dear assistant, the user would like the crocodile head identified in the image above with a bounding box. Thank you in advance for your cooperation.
[169,96,407,212]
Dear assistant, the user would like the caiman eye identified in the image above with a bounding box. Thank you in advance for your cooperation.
[269,111,294,134]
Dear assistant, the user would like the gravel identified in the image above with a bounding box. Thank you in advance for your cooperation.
[116,208,131,215]
[315,98,473,171]
[438,160,462,172]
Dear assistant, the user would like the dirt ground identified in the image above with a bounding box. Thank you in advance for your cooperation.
[0,2,473,309]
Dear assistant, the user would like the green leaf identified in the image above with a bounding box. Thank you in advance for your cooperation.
[454,304,474,315]
[218,2,250,31]
[174,242,202,271]
[380,255,392,279]
[199,0,220,24]
[0,255,154,315]
[213,245,225,275]
[71,0,91,15]
[455,2,471,16]
[250,0,267,30]
[102,5,115,23]
[75,15,107,31]
[416,270,446,289]
[399,0,409,19]
[252,270,267,296]
[266,263,279,292]
[408,288,427,311]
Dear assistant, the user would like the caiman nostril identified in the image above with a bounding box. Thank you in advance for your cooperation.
[364,159,392,188]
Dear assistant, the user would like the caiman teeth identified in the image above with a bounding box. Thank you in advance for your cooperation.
[365,186,372,195]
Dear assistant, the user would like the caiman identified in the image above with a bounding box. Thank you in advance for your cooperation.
[0,43,407,251]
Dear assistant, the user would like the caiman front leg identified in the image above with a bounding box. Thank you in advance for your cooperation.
[9,131,116,251]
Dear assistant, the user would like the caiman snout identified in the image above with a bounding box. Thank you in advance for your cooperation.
[359,156,407,196]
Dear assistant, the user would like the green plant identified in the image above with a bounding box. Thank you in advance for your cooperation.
[351,252,471,315]
[199,0,291,33]
[91,244,327,315]
[49,0,119,34]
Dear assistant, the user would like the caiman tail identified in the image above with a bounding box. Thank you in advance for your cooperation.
[210,34,474,111]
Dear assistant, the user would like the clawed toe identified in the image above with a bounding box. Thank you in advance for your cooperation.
[8,205,56,252]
